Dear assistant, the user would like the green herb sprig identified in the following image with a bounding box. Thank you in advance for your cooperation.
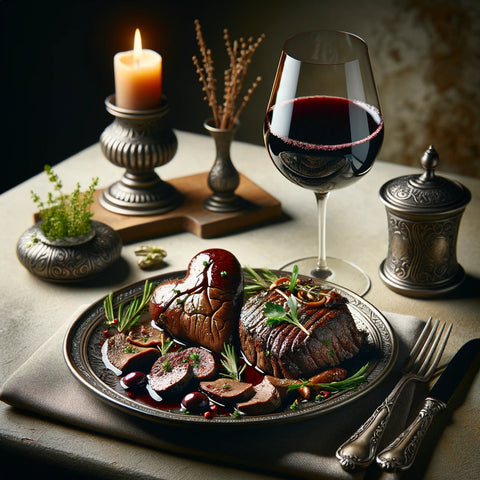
[104,280,155,333]
[219,343,245,381]
[289,265,299,293]
[31,165,98,241]
[158,336,174,356]
[264,295,310,336]
[242,266,278,298]
[287,363,369,393]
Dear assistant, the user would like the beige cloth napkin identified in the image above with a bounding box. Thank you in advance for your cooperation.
[0,310,424,480]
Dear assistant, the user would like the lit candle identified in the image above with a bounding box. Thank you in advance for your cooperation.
[114,29,162,110]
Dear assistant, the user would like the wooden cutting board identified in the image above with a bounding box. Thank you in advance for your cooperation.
[90,172,282,243]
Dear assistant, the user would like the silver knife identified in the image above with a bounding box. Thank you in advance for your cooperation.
[376,338,480,472]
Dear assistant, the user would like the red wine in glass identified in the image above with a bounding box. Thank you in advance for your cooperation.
[265,96,384,191]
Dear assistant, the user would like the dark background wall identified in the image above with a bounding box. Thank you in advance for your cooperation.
[1,0,479,193]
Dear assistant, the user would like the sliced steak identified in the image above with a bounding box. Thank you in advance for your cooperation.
[239,287,365,379]
[236,376,282,415]
[149,249,243,354]
[102,333,160,375]
[199,378,254,404]
[264,375,298,401]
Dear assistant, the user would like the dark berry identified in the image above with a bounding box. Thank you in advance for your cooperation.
[120,371,147,390]
[180,391,209,413]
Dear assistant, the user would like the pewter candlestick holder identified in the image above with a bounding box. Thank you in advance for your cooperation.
[99,94,182,216]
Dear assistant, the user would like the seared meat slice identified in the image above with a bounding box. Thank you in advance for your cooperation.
[149,249,243,354]
[148,352,194,398]
[236,376,281,415]
[239,288,365,379]
[176,347,217,380]
[147,347,217,399]
[102,333,160,375]
[127,316,167,347]
[199,378,254,404]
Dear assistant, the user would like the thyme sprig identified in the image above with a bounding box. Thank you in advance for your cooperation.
[104,280,155,333]
[287,363,370,393]
[31,165,98,241]
[219,343,245,381]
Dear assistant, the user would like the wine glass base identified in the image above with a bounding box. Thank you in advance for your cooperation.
[279,256,371,296]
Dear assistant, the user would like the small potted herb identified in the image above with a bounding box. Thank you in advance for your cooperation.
[16,166,122,282]
[30,165,99,244]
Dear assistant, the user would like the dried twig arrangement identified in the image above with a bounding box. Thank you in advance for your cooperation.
[192,19,265,130]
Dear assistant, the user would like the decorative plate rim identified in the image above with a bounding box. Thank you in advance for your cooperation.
[63,270,398,427]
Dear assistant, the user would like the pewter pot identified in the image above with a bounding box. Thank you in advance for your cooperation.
[379,146,471,298]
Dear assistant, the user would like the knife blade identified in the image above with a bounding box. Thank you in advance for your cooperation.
[376,338,480,472]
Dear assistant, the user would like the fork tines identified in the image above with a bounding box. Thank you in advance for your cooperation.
[405,317,452,377]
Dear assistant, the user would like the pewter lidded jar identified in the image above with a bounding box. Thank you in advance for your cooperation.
[379,146,471,297]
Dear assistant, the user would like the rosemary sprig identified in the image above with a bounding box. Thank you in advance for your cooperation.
[287,363,370,393]
[264,295,310,336]
[104,280,155,333]
[158,336,174,356]
[219,343,245,381]
[242,266,278,298]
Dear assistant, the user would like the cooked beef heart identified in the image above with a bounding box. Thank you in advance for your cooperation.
[239,288,365,379]
[149,249,243,353]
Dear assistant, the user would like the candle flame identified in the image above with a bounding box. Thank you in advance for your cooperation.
[133,28,142,64]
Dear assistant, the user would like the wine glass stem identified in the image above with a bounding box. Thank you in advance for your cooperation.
[315,191,330,272]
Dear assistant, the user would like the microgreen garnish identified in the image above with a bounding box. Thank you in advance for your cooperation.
[186,352,200,368]
[104,280,155,333]
[264,295,310,336]
[287,363,369,393]
[123,345,139,354]
[219,343,245,381]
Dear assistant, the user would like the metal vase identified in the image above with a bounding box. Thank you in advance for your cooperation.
[203,120,245,212]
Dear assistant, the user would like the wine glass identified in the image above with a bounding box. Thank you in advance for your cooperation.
[264,30,384,296]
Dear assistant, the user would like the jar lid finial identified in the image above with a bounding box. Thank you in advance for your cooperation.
[419,145,439,182]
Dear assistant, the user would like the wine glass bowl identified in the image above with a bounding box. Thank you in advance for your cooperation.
[264,30,384,295]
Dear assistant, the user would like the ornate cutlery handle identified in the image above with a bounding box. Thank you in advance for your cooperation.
[376,397,446,472]
[336,376,411,471]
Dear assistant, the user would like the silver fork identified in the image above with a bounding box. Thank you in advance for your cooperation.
[336,317,452,471]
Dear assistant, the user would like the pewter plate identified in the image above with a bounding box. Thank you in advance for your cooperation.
[63,270,397,427]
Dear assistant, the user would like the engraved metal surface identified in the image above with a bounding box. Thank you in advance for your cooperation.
[16,220,122,283]
[376,397,446,472]
[379,146,470,297]
[99,95,182,216]
[64,271,397,426]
